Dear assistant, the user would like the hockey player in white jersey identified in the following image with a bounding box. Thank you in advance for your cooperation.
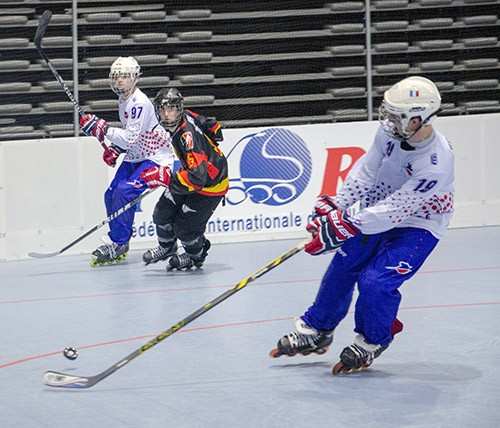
[79,57,174,266]
[270,76,454,374]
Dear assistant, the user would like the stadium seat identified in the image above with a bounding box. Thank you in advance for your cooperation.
[36,58,72,69]
[435,81,455,92]
[461,79,499,90]
[184,96,216,106]
[462,58,499,69]
[416,0,452,5]
[373,21,409,31]
[328,108,368,122]
[328,23,364,34]
[416,61,455,72]
[374,63,410,74]
[0,82,31,92]
[0,38,29,48]
[374,42,409,53]
[176,53,213,63]
[0,104,32,113]
[178,75,215,84]
[135,55,168,65]
[328,66,365,77]
[328,87,366,98]
[373,0,409,9]
[41,37,72,47]
[137,76,170,86]
[87,100,118,111]
[460,37,498,47]
[414,40,454,50]
[40,81,73,90]
[461,15,498,26]
[84,13,121,23]
[415,18,454,28]
[0,15,28,25]
[85,35,123,45]
[328,45,365,55]
[130,33,168,43]
[176,31,213,42]
[40,102,74,113]
[128,11,166,21]
[460,100,500,113]
[327,2,364,12]
[174,10,212,19]
[85,57,117,67]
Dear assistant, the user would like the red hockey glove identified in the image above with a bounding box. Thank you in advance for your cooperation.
[313,195,338,218]
[140,165,172,188]
[304,209,359,256]
[102,145,122,167]
[80,114,108,143]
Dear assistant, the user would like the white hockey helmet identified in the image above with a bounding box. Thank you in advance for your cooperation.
[379,76,441,140]
[109,56,141,96]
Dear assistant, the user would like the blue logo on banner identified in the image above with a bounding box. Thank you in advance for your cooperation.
[226,128,312,206]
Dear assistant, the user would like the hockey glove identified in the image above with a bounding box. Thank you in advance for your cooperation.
[102,145,122,167]
[80,114,108,143]
[140,165,172,188]
[313,195,338,218]
[304,209,359,256]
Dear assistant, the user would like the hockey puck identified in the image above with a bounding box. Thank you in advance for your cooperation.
[63,346,78,360]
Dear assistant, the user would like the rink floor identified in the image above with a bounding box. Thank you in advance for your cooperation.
[1,226,499,428]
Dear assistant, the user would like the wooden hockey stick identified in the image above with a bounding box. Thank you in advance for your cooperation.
[28,188,157,258]
[43,239,307,388]
[34,10,107,150]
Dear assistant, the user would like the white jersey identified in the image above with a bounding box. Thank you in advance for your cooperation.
[104,88,174,166]
[333,126,454,239]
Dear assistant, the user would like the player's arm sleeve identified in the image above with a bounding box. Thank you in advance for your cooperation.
[349,169,447,234]
[332,135,385,210]
[105,102,150,151]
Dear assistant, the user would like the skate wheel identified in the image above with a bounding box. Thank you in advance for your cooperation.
[332,361,349,375]
[269,348,282,358]
[314,347,328,355]
[332,362,371,375]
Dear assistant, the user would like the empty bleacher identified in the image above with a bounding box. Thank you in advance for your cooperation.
[0,0,499,140]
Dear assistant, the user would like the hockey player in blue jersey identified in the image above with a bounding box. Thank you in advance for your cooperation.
[270,76,455,374]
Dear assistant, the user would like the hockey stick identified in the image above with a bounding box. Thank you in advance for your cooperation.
[34,10,107,150]
[28,188,157,258]
[43,239,307,388]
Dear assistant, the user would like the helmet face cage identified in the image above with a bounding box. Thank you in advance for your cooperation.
[154,88,184,130]
[378,102,412,140]
[109,57,141,96]
[379,76,441,140]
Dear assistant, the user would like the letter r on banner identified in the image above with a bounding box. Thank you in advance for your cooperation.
[320,147,365,195]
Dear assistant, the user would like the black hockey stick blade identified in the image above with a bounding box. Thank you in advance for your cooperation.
[34,10,52,48]
[43,239,308,389]
[27,188,157,259]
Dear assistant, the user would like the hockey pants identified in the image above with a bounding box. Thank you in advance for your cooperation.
[104,160,157,245]
[302,227,438,347]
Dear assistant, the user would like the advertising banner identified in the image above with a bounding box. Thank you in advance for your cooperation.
[129,122,377,244]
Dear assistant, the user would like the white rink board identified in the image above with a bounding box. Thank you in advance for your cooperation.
[1,114,499,260]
